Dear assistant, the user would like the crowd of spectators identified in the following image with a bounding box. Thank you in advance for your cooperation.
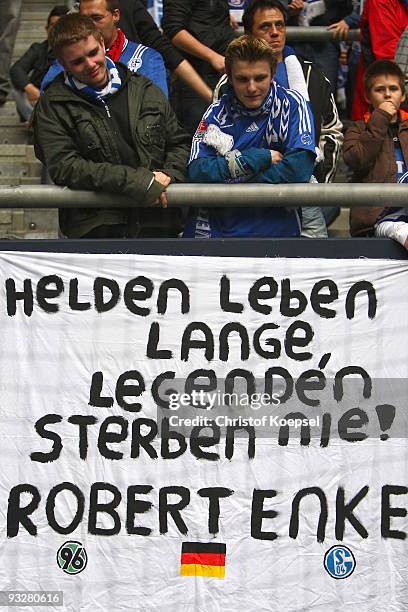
[1,0,408,248]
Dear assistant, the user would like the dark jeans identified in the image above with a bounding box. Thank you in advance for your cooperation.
[81,212,182,239]
[294,40,340,96]
[0,0,22,102]
[323,206,340,227]
[82,224,132,239]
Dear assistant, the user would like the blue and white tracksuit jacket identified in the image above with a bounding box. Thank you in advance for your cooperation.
[183,82,316,238]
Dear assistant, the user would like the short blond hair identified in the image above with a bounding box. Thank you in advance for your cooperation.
[225,35,277,77]
[49,13,103,61]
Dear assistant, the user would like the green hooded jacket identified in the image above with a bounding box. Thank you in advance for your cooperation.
[33,68,190,238]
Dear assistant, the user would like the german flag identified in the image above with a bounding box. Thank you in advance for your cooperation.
[180,542,226,578]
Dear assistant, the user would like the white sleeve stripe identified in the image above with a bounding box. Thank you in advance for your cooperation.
[138,45,148,57]
[130,45,148,64]
[296,90,312,134]
[318,92,343,182]
[286,89,311,134]
[323,137,341,182]
[286,90,303,133]
[287,89,309,133]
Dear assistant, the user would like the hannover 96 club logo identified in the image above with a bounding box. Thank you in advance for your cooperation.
[56,541,88,575]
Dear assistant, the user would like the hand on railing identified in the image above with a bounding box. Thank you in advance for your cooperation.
[152,171,171,209]
[327,19,350,40]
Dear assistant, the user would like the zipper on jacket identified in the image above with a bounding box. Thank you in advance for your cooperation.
[101,99,111,118]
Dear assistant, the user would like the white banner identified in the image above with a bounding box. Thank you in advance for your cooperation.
[0,251,407,611]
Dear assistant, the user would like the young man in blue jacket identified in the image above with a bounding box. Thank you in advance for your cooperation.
[42,0,168,96]
[184,35,316,238]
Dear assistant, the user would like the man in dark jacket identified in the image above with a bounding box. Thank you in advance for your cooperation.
[10,5,69,120]
[162,0,237,134]
[33,13,190,239]
[118,0,212,104]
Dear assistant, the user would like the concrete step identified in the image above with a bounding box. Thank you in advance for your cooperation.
[0,162,41,178]
[21,11,51,21]
[18,17,50,28]
[0,116,25,127]
[23,1,59,6]
[16,32,45,43]
[0,208,58,239]
[0,144,38,163]
[22,0,57,9]
[16,25,45,35]
[21,0,56,10]
[0,143,28,156]
[0,176,41,185]
[0,0,60,238]
[0,101,19,117]
[17,22,48,32]
[23,0,57,4]
[22,2,56,8]
[0,127,31,145]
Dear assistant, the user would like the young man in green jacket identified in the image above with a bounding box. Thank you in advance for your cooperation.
[33,13,190,239]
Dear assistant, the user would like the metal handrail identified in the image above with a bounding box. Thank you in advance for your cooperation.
[0,183,405,209]
[237,26,360,42]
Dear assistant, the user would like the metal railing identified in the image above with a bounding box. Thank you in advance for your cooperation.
[237,26,360,42]
[60,2,360,43]
[0,183,405,209]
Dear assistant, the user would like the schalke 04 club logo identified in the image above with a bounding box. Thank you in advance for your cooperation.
[324,545,356,579]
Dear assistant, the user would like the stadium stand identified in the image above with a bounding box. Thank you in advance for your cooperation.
[0,0,352,238]
[0,0,58,237]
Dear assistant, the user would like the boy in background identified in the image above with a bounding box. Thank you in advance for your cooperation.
[10,5,69,120]
[343,59,408,248]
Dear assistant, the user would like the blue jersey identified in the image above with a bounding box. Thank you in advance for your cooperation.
[119,39,167,96]
[41,37,168,97]
[376,144,408,229]
[184,81,316,238]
